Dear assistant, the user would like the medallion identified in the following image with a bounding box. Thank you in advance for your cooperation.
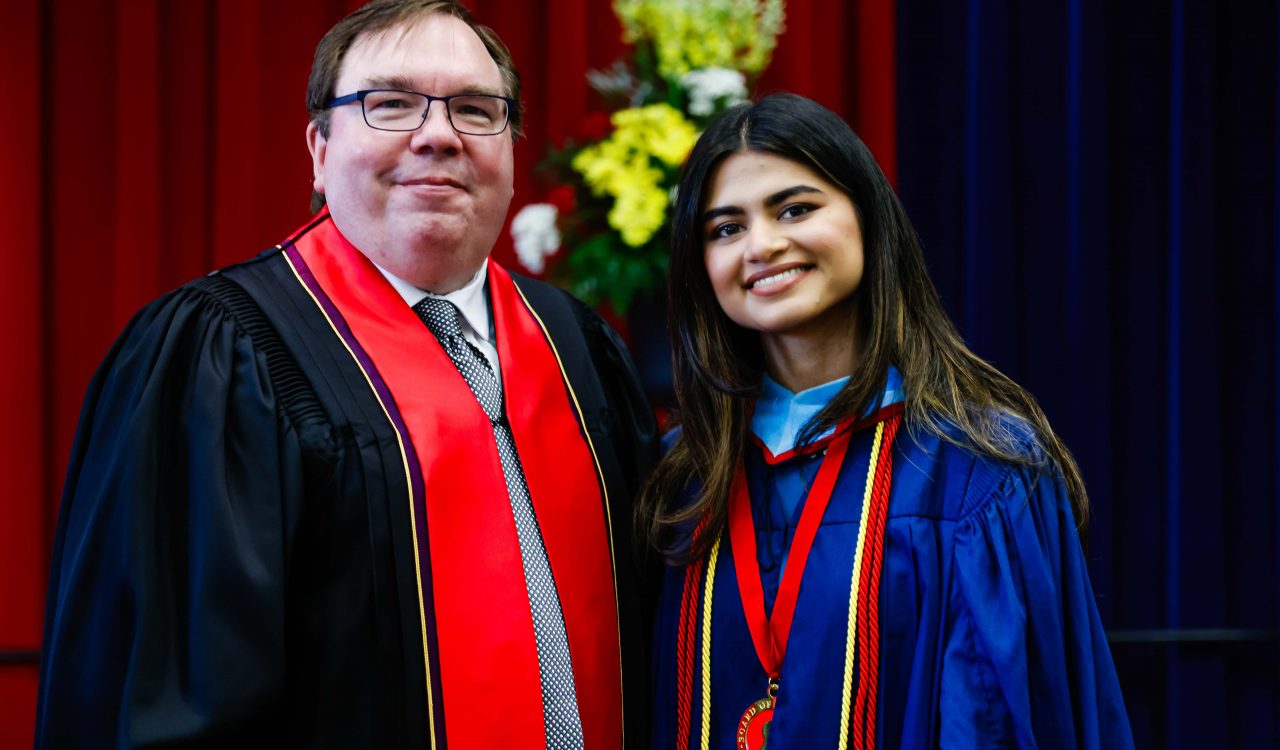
[736,695,774,750]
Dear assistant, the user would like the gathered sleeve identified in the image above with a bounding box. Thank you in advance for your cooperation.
[939,464,1133,749]
[36,281,329,747]
[573,297,660,493]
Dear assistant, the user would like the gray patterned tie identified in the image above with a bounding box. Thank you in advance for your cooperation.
[413,296,585,750]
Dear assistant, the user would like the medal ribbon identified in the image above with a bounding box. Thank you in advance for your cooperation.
[728,418,855,679]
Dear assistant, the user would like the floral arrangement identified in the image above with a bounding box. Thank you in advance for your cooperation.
[511,0,786,314]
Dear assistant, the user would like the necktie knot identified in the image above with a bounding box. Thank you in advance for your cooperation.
[413,294,502,423]
[414,296,465,340]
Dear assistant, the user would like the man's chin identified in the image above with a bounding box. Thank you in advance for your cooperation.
[395,212,469,245]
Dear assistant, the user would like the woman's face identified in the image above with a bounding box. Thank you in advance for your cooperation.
[701,150,864,350]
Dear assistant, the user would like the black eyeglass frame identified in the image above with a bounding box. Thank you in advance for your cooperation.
[325,89,515,136]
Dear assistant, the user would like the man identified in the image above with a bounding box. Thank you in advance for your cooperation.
[35,2,656,747]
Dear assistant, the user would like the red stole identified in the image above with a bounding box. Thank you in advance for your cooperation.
[287,215,621,748]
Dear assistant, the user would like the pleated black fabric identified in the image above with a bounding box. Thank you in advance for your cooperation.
[36,250,658,749]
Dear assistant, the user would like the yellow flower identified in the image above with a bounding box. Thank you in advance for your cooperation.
[611,104,699,166]
[610,184,669,247]
[571,104,701,247]
[614,0,785,79]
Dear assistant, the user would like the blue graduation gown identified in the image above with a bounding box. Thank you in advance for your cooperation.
[651,410,1133,748]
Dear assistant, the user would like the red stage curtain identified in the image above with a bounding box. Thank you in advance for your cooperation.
[0,0,892,742]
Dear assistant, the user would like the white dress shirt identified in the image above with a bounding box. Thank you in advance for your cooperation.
[374,262,502,387]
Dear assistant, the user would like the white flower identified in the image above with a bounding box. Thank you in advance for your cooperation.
[681,67,748,117]
[510,203,561,274]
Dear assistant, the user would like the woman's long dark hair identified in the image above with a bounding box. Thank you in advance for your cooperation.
[638,93,1088,562]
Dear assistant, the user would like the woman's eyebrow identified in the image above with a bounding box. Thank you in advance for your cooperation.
[763,185,823,207]
[702,204,742,223]
[702,185,825,224]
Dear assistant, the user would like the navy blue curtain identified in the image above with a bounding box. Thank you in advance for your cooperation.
[896,0,1279,746]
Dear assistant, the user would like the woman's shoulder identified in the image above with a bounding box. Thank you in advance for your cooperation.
[887,411,1055,523]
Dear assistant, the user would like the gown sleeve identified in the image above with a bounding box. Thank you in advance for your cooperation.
[36,281,326,747]
[573,297,660,494]
[940,462,1134,749]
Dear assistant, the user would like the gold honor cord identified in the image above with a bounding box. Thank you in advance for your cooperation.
[690,420,887,750]
[837,421,886,749]
[700,537,722,750]
[511,281,626,744]
[281,250,438,749]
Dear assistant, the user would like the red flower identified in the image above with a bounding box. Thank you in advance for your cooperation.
[577,111,613,142]
[546,184,577,215]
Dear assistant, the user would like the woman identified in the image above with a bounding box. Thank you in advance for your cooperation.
[641,94,1132,749]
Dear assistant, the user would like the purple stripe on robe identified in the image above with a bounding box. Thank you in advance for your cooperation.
[281,240,447,747]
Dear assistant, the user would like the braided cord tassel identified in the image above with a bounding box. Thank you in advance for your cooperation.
[837,421,886,749]
[852,413,900,749]
[699,537,722,750]
[674,519,710,750]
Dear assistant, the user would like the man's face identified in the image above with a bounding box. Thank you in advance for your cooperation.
[306,13,515,293]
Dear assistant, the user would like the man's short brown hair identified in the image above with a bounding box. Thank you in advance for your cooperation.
[306,0,524,211]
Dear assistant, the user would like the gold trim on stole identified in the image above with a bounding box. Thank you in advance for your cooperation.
[281,248,439,750]
[511,281,627,746]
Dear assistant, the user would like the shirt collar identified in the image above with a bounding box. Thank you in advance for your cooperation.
[374,261,493,344]
[751,366,904,457]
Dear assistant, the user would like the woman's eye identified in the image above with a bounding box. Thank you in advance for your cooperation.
[780,204,814,220]
[708,222,743,240]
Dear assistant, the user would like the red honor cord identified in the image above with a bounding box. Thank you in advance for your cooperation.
[727,419,855,678]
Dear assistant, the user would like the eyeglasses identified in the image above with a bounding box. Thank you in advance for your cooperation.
[326,89,514,136]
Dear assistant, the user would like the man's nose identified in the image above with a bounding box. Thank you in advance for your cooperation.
[409,101,463,152]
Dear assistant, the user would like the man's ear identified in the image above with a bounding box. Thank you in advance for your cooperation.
[306,120,328,195]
